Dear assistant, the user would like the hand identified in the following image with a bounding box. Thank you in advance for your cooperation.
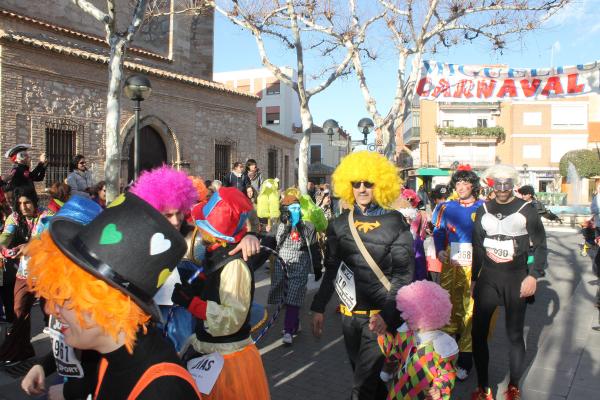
[21,364,46,396]
[14,244,26,258]
[171,283,196,308]
[368,313,387,335]
[437,250,449,263]
[426,387,442,400]
[520,275,537,298]
[48,384,65,400]
[229,235,261,261]
[39,153,47,164]
[312,312,324,338]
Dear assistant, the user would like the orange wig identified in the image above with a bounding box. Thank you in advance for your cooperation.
[25,232,150,353]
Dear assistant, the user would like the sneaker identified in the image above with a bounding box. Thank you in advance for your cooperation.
[504,384,521,400]
[456,366,469,381]
[282,333,293,345]
[471,387,493,400]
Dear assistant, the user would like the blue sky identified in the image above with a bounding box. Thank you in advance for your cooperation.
[213,0,600,142]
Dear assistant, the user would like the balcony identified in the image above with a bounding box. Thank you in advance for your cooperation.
[436,126,505,143]
[403,127,420,145]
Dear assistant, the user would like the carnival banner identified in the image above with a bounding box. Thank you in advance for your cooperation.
[416,60,600,102]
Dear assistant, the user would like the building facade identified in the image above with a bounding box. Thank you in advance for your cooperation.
[0,1,261,191]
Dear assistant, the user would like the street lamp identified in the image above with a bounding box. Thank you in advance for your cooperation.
[323,119,340,145]
[124,74,152,179]
[357,117,374,145]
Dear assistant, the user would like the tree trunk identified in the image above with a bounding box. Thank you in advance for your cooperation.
[382,120,396,160]
[104,37,125,202]
[297,105,313,195]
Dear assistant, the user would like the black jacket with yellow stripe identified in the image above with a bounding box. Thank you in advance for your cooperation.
[310,208,414,330]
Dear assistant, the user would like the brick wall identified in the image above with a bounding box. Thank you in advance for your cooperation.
[0,42,256,190]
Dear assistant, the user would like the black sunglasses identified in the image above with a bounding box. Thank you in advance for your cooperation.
[351,181,374,189]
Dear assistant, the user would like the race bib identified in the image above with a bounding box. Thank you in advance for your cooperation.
[450,242,473,266]
[335,262,357,311]
[187,352,225,395]
[483,238,514,263]
[43,316,84,378]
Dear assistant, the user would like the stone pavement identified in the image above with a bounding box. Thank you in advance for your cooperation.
[1,229,598,399]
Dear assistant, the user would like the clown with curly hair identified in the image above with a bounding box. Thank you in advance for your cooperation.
[24,193,201,399]
[432,164,484,381]
[310,151,414,399]
[378,280,458,400]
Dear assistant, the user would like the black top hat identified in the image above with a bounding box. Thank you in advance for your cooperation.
[49,192,187,321]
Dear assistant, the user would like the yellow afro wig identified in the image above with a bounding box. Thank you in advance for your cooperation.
[332,151,401,208]
[25,232,150,353]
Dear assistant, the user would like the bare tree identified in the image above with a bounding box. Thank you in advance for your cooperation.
[69,0,148,201]
[312,0,570,160]
[199,0,383,194]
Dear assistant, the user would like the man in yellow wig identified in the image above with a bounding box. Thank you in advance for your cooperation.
[311,151,414,400]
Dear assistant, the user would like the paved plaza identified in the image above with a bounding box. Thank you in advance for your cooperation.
[0,229,598,399]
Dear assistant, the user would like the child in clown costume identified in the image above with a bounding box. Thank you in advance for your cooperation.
[170,187,270,399]
[268,191,322,345]
[432,165,484,380]
[378,280,458,400]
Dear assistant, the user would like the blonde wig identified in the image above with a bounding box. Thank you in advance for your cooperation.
[332,151,401,208]
[25,232,150,353]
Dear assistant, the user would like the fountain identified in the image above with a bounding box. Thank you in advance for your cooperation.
[546,161,591,224]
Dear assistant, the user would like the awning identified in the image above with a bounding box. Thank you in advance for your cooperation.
[415,168,450,177]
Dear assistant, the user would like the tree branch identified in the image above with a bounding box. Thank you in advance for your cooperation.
[124,0,149,42]
[70,0,111,24]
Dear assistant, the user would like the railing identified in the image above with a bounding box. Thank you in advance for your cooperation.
[536,192,568,206]
[436,126,505,142]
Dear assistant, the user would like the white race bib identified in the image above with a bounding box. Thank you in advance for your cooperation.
[43,316,84,378]
[335,262,357,311]
[187,352,225,395]
[450,243,473,266]
[483,238,515,263]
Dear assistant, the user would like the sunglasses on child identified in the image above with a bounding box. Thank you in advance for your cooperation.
[351,181,374,189]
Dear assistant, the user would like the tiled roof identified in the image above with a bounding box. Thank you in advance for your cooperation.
[0,29,258,99]
[0,8,169,61]
[257,126,297,144]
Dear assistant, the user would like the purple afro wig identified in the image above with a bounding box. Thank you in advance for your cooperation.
[130,165,198,213]
[396,280,452,331]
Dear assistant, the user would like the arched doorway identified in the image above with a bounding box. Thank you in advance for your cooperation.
[127,126,167,182]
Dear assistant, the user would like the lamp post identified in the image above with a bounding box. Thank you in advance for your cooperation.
[323,119,340,145]
[357,117,374,145]
[522,163,528,185]
[124,74,152,179]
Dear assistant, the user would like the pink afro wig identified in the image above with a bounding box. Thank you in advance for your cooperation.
[396,280,452,331]
[130,165,198,213]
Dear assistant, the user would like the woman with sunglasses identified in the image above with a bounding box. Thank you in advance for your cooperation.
[311,151,414,400]
[66,154,93,198]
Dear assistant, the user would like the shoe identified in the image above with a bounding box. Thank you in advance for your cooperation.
[282,333,293,345]
[456,366,469,381]
[504,384,521,400]
[471,387,493,400]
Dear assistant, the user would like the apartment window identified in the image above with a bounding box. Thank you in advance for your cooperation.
[310,145,322,164]
[413,111,420,127]
[214,144,231,181]
[266,111,280,125]
[441,120,454,127]
[551,104,587,129]
[522,144,542,159]
[477,118,488,128]
[268,149,278,178]
[523,112,542,126]
[266,82,280,95]
[45,119,78,186]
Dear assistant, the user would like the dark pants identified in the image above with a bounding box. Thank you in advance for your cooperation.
[472,267,527,388]
[0,261,17,322]
[0,278,35,361]
[341,314,387,400]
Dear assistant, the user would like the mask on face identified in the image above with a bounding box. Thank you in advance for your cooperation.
[493,178,514,192]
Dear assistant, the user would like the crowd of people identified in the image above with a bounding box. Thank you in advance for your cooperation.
[0,143,556,400]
